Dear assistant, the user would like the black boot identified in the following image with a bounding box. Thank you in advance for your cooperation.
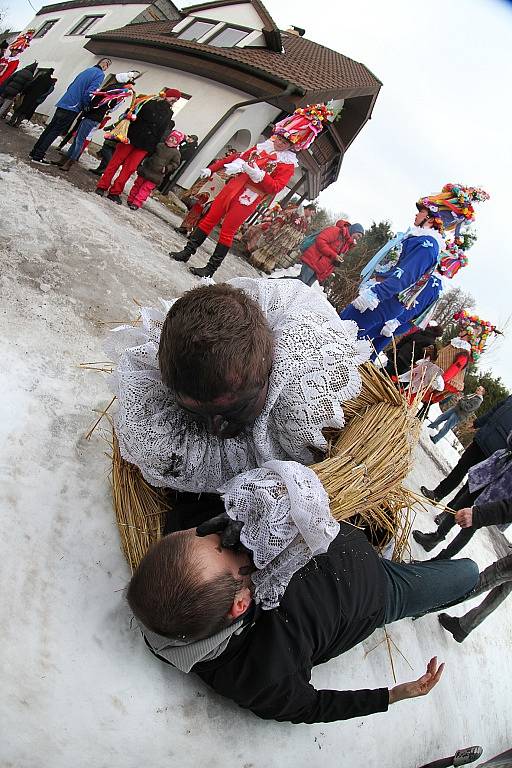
[189,243,229,277]
[170,228,207,262]
[420,485,439,502]
[438,613,468,642]
[412,529,444,552]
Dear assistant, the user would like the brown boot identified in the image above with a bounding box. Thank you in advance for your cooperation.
[58,158,75,172]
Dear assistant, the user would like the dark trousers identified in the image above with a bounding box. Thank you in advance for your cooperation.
[382,556,479,623]
[434,439,486,500]
[459,554,512,634]
[31,107,77,160]
[433,484,480,559]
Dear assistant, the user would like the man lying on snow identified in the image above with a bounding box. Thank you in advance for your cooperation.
[127,489,478,724]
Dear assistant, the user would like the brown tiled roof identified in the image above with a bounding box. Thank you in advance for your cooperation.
[37,0,147,15]
[90,20,381,94]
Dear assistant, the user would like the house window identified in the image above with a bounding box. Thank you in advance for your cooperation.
[177,20,216,41]
[208,25,248,47]
[33,20,59,39]
[68,15,104,36]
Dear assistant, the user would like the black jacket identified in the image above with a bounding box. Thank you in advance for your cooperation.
[1,63,37,99]
[15,72,55,117]
[127,99,175,153]
[194,524,389,724]
[474,396,512,457]
[85,81,124,123]
[473,498,512,529]
[385,328,438,376]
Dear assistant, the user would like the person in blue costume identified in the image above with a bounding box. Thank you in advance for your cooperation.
[340,183,489,356]
[340,201,446,348]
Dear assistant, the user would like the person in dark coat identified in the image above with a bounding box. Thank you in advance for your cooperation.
[0,61,38,119]
[127,129,183,210]
[384,324,444,377]
[7,69,56,126]
[298,220,364,286]
[420,395,512,503]
[96,87,179,204]
[125,511,478,724]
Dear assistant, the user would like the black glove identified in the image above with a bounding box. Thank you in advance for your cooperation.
[196,512,245,549]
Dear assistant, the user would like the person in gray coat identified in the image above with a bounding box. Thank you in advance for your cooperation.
[421,394,512,502]
[428,386,485,444]
[126,129,183,210]
[0,61,38,118]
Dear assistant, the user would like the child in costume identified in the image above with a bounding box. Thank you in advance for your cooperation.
[340,185,489,354]
[170,104,332,278]
[127,129,184,210]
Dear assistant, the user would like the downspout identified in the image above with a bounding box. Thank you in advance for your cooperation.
[162,82,304,193]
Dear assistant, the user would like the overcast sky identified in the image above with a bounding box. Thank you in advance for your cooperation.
[9,0,512,386]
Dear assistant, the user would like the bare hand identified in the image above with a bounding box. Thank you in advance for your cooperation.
[389,657,444,704]
[455,507,473,528]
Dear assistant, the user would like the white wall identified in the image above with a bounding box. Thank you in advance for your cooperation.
[16,4,147,106]
[191,3,265,29]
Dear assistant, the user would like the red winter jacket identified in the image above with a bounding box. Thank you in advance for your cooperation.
[301,220,355,283]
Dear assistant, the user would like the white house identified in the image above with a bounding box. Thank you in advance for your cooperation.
[16,0,382,200]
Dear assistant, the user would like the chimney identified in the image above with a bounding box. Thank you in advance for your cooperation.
[286,25,305,37]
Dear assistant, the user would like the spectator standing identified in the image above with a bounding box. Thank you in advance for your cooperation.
[29,58,111,165]
[95,88,180,204]
[428,386,485,444]
[7,68,56,127]
[298,220,364,286]
[420,394,512,502]
[127,129,183,210]
[0,62,38,119]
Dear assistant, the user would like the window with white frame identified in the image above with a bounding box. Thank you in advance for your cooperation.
[68,15,104,36]
[177,19,216,41]
[33,19,59,39]
[208,25,249,47]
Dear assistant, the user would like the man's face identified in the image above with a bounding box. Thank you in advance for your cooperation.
[352,232,363,243]
[414,207,430,227]
[272,135,294,152]
[166,96,178,105]
[176,381,269,439]
[99,59,111,72]
[476,386,485,397]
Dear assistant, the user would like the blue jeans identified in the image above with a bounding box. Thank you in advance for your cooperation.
[381,556,479,624]
[298,263,317,286]
[429,407,460,443]
[67,117,99,160]
[31,107,78,160]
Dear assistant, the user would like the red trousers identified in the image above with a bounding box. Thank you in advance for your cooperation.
[97,143,147,196]
[198,185,259,246]
[127,175,156,208]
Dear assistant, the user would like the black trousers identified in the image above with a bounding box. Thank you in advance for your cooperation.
[434,484,480,559]
[30,107,77,160]
[434,440,486,500]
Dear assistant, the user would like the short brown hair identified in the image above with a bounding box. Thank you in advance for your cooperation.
[127,533,241,641]
[158,284,274,400]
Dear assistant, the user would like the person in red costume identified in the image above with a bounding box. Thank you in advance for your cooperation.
[170,104,332,278]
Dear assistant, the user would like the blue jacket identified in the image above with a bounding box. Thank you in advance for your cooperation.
[56,65,104,113]
[373,232,442,304]
[474,396,512,457]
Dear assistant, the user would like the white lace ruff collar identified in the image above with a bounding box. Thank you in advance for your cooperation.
[406,225,446,250]
[256,139,298,166]
[450,337,472,352]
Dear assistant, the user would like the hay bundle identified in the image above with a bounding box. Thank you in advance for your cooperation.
[111,363,419,570]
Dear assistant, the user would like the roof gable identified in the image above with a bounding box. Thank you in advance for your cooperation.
[182,0,282,50]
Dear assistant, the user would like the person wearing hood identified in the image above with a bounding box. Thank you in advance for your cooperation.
[127,129,184,209]
[29,58,111,165]
[55,72,138,172]
[0,61,38,119]
[7,68,56,127]
[298,220,364,286]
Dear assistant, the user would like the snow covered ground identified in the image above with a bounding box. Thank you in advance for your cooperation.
[1,148,511,768]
